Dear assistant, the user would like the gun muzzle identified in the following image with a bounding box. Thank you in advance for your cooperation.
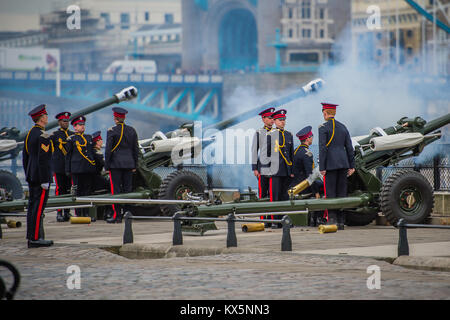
[114,86,138,102]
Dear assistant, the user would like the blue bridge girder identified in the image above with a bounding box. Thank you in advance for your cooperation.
[0,71,223,126]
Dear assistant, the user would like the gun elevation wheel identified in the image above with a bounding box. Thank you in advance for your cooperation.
[380,169,434,225]
[0,170,23,200]
[158,170,205,216]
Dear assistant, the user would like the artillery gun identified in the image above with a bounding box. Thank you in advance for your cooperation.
[0,86,138,199]
[180,112,449,231]
[0,79,325,219]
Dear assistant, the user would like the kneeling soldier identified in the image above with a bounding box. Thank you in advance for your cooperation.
[65,116,97,218]
[292,126,324,226]
[23,104,54,248]
[105,107,139,223]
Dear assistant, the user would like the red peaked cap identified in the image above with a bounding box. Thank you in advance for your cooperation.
[258,107,275,118]
[272,109,287,119]
[28,104,47,119]
[71,116,86,126]
[113,107,128,118]
[321,103,338,110]
[55,112,71,120]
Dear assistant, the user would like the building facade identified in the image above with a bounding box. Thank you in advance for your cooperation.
[351,0,449,75]
[182,0,351,73]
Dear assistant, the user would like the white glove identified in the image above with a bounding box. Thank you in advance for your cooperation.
[302,78,325,93]
[41,183,49,190]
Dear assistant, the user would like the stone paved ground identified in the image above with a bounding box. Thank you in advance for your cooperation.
[1,212,450,300]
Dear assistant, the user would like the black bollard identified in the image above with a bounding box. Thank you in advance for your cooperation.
[281,215,292,251]
[226,213,237,248]
[397,218,409,256]
[123,211,133,244]
[172,212,183,246]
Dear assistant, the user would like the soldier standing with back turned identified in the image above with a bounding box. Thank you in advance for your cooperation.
[23,104,54,248]
[50,112,73,222]
[104,107,139,224]
[318,103,355,230]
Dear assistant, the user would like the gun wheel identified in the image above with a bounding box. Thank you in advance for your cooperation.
[158,170,205,216]
[0,170,23,199]
[380,169,434,225]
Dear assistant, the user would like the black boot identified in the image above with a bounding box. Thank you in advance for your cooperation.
[63,211,72,222]
[28,239,54,248]
[337,213,345,230]
[56,212,65,222]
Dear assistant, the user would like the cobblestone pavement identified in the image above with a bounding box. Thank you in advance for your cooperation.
[1,212,450,300]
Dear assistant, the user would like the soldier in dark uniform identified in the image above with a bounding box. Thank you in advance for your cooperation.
[292,126,324,226]
[22,104,54,248]
[268,109,294,228]
[65,116,97,218]
[318,103,355,229]
[251,107,274,199]
[50,112,73,222]
[91,131,108,192]
[104,107,139,223]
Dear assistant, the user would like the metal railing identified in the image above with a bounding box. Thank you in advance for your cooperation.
[397,218,450,257]
[122,212,294,251]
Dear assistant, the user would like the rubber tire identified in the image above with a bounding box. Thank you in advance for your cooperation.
[0,170,23,199]
[380,169,434,225]
[158,170,205,216]
[344,210,378,226]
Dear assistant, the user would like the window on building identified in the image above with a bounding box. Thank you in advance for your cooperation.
[407,30,413,37]
[100,12,112,29]
[302,29,311,38]
[320,29,324,38]
[289,29,294,38]
[407,47,413,55]
[377,32,382,40]
[120,13,130,29]
[319,8,325,19]
[290,52,319,63]
[145,12,150,22]
[377,49,383,57]
[165,13,174,24]
[302,1,311,19]
[288,8,293,19]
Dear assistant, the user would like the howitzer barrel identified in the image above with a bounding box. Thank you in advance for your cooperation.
[17,86,138,141]
[205,79,324,132]
[422,113,450,135]
[196,194,370,217]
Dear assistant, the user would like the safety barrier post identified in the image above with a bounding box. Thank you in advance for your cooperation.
[172,212,183,246]
[123,211,133,244]
[226,212,237,248]
[397,218,409,256]
[281,215,292,251]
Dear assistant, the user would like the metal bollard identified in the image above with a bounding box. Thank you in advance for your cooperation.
[172,212,183,246]
[397,218,409,256]
[226,213,237,248]
[281,215,292,251]
[123,211,134,244]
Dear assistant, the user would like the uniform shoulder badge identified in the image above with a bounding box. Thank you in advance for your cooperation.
[41,143,50,153]
[40,132,50,139]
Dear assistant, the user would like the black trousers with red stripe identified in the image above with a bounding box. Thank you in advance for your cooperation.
[26,184,49,240]
[258,175,271,199]
[54,173,71,215]
[109,169,133,219]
